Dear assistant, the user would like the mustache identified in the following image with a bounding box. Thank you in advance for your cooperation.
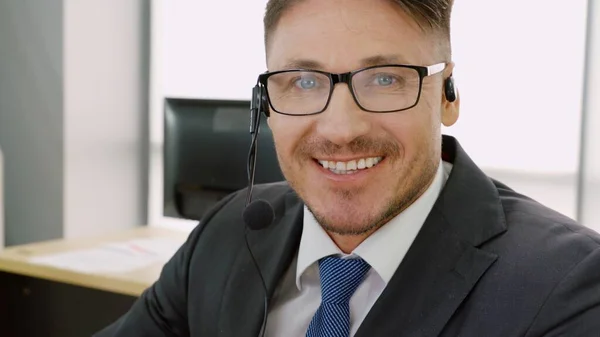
[296,136,401,158]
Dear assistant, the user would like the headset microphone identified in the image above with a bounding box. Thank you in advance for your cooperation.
[244,199,275,231]
[243,82,275,337]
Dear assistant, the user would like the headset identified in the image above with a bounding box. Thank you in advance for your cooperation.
[246,84,269,207]
[244,83,272,337]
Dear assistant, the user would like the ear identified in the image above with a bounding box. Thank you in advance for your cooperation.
[442,86,459,127]
[266,114,272,128]
[442,62,460,127]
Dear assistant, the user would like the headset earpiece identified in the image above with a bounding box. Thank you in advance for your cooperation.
[250,84,270,135]
[250,85,262,134]
[261,90,270,117]
[444,75,457,103]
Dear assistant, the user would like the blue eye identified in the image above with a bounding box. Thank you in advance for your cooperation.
[295,77,317,89]
[375,74,395,86]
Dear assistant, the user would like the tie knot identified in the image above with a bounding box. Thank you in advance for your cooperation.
[318,256,371,304]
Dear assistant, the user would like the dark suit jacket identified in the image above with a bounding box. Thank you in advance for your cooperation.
[95,135,600,336]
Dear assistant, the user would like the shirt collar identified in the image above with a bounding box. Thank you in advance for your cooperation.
[295,159,451,289]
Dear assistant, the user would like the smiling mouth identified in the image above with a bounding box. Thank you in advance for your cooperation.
[315,156,384,175]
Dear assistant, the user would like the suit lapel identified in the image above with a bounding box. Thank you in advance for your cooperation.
[355,208,499,337]
[355,136,507,337]
[218,191,304,337]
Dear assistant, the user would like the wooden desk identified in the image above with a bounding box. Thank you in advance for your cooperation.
[0,226,189,337]
[0,226,188,296]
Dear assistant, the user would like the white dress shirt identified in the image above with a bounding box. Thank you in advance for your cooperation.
[265,160,452,336]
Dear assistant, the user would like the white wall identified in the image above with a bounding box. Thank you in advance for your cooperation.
[445,0,588,220]
[150,0,590,229]
[160,0,266,101]
[447,0,587,175]
[63,0,150,238]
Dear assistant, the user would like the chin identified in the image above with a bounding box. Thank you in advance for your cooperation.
[314,210,382,236]
[306,192,387,236]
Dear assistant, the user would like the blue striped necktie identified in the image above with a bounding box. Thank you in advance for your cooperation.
[306,256,371,337]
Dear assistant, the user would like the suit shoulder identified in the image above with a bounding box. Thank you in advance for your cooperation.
[183,181,296,261]
[451,178,600,335]
[247,181,295,201]
[495,180,600,247]
[217,181,295,210]
[192,181,296,228]
[488,180,600,273]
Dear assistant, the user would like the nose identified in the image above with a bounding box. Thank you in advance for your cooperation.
[315,85,371,146]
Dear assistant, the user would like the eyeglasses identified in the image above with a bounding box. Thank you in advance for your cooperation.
[257,63,446,116]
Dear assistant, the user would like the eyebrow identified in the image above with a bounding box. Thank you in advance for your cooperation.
[280,54,412,71]
[360,54,411,67]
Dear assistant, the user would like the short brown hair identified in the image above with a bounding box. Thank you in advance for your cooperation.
[263,0,454,57]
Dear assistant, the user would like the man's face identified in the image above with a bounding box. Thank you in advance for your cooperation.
[266,0,458,236]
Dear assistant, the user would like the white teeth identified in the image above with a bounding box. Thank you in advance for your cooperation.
[329,170,354,175]
[318,157,383,174]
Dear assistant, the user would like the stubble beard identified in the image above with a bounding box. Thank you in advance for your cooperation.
[307,154,438,236]
[279,135,440,237]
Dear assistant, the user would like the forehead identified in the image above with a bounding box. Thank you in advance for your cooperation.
[266,0,439,72]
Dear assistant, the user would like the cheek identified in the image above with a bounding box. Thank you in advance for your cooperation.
[269,116,311,164]
[269,117,290,147]
[373,112,422,143]
[373,110,439,159]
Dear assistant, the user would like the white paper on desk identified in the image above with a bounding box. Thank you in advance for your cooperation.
[28,238,184,274]
[105,238,184,261]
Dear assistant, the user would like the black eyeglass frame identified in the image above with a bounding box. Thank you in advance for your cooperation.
[257,62,447,116]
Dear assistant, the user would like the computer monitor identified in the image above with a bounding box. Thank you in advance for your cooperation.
[163,98,284,221]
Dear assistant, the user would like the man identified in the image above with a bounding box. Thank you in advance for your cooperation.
[95,0,600,336]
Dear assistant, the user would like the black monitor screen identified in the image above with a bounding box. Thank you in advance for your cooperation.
[164,98,284,221]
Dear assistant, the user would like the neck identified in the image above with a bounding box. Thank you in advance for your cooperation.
[328,230,377,254]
